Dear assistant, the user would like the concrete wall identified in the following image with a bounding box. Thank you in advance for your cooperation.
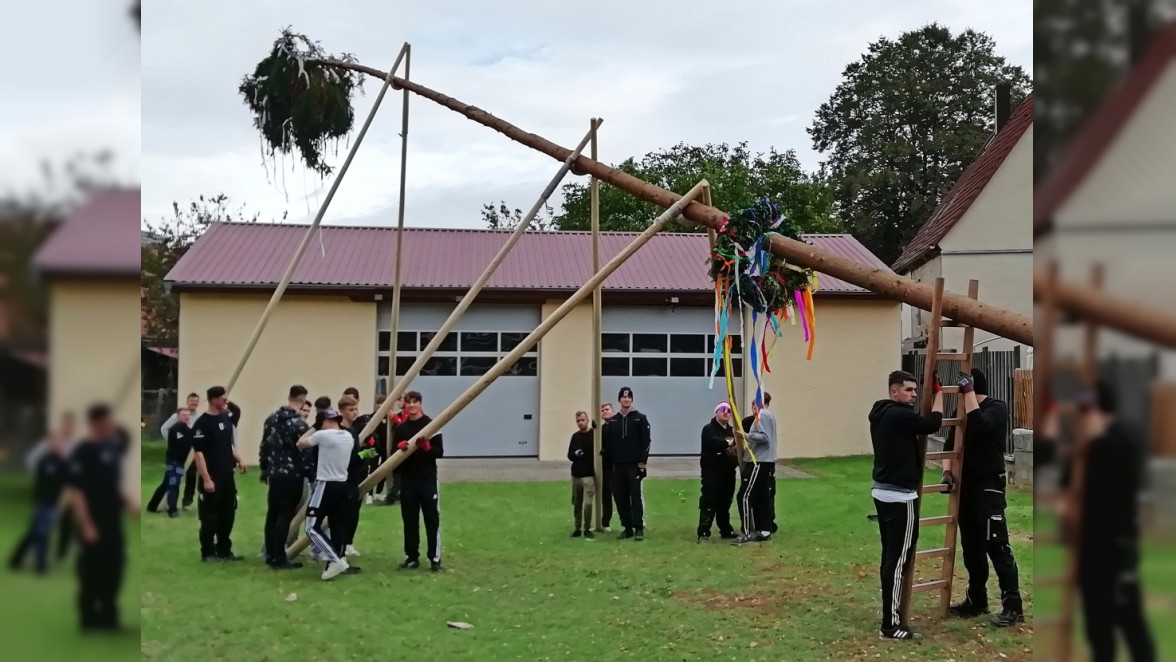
[47,279,141,489]
[537,300,594,461]
[177,293,377,465]
[761,298,901,458]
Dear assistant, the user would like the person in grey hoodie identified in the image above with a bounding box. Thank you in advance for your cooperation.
[734,393,777,544]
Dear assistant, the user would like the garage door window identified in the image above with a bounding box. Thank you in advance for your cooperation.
[600,333,742,377]
[379,331,538,378]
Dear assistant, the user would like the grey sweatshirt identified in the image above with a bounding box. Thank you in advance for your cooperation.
[742,408,778,464]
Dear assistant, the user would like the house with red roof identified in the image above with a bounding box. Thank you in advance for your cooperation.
[166,224,900,462]
[892,88,1034,354]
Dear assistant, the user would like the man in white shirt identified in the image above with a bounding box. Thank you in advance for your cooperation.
[296,409,355,581]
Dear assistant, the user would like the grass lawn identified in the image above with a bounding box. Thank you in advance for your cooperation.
[0,474,140,661]
[140,445,1034,661]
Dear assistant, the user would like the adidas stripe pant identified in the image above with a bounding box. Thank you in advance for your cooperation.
[306,480,347,564]
[737,462,773,536]
[874,497,920,630]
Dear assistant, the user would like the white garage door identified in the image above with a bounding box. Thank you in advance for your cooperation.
[602,306,744,455]
[377,304,540,457]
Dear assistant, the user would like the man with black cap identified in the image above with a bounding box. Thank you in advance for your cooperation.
[868,370,945,641]
[296,408,355,580]
[191,386,247,563]
[697,401,738,542]
[941,369,1024,627]
[602,386,651,541]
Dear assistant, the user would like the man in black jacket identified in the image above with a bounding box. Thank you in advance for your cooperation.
[259,385,309,570]
[941,369,1023,627]
[146,407,193,517]
[392,391,445,572]
[698,401,739,542]
[598,403,615,530]
[567,411,596,540]
[869,370,944,641]
[602,386,651,541]
[9,424,71,573]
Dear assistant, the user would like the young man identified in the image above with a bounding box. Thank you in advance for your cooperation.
[868,370,945,641]
[698,401,739,543]
[566,411,596,540]
[392,391,445,571]
[146,407,193,517]
[597,403,615,531]
[734,394,778,544]
[9,422,71,573]
[296,409,355,580]
[602,387,651,541]
[192,386,247,563]
[65,404,132,632]
[160,392,199,439]
[259,385,310,570]
[338,394,369,559]
[941,369,1023,627]
[355,394,401,505]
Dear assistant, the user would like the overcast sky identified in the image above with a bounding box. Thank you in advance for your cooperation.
[139,0,1030,230]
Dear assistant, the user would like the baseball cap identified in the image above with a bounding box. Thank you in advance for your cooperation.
[316,409,344,426]
[714,401,732,413]
[618,386,634,399]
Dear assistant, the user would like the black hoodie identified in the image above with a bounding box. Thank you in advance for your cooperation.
[700,417,738,472]
[567,429,595,478]
[601,409,651,465]
[868,399,943,491]
[944,396,1009,483]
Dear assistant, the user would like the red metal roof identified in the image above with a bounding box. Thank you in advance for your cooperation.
[892,93,1034,274]
[166,224,890,295]
[1034,20,1176,234]
[34,188,141,277]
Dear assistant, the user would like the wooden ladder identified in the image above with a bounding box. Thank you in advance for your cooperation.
[899,277,979,622]
[1034,263,1103,661]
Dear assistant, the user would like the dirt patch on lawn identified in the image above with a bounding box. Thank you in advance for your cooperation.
[674,588,783,615]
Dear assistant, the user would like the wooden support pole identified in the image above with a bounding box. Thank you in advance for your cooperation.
[386,43,412,436]
[286,180,708,557]
[316,58,1033,346]
[590,117,604,533]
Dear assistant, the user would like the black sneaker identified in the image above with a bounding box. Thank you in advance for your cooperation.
[618,529,634,540]
[218,554,244,562]
[730,534,759,545]
[399,558,420,570]
[270,560,304,570]
[181,501,193,511]
[991,609,1024,628]
[948,596,989,619]
[570,530,582,538]
[879,626,922,641]
[697,535,710,544]
[167,511,179,519]
[201,556,224,564]
[634,529,645,541]
[430,560,444,573]
[719,531,738,540]
[343,566,363,575]
[583,530,595,540]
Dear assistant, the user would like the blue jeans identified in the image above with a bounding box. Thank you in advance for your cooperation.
[8,503,57,573]
[147,462,187,514]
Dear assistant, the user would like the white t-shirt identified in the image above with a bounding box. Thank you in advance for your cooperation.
[308,429,353,483]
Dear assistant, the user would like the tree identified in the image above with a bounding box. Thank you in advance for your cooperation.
[481,200,555,232]
[485,142,842,235]
[808,23,1031,266]
[141,195,279,347]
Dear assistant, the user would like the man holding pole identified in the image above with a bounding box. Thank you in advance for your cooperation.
[698,401,738,543]
[392,391,445,571]
[602,387,651,541]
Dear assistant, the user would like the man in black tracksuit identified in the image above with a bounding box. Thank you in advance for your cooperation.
[146,407,193,517]
[180,399,240,510]
[392,391,445,572]
[698,401,738,542]
[259,385,309,570]
[339,394,369,560]
[941,369,1023,627]
[192,386,246,563]
[868,370,944,641]
[9,429,70,573]
[1054,384,1155,662]
[602,386,651,541]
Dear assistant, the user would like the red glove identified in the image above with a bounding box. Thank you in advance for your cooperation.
[397,440,408,451]
[392,412,408,425]
[933,374,943,394]
[418,438,431,453]
[364,436,375,448]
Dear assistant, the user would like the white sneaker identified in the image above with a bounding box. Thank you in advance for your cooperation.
[345,545,360,557]
[322,559,349,580]
[311,550,327,563]
[364,494,373,505]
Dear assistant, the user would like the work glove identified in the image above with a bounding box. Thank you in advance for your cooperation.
[637,465,647,480]
[397,441,409,451]
[933,374,943,394]
[955,372,974,394]
[357,448,377,460]
[418,438,432,453]
[939,471,955,493]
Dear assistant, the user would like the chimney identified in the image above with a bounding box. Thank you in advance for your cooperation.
[994,83,1012,132]
[1128,2,1150,65]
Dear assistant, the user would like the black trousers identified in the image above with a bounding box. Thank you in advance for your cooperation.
[77,528,124,631]
[600,466,613,527]
[183,463,197,506]
[611,463,645,531]
[264,475,304,564]
[306,480,347,562]
[57,508,73,561]
[196,472,237,559]
[9,503,56,573]
[342,483,361,546]
[957,477,1021,610]
[400,477,441,563]
[737,462,773,535]
[1080,540,1155,662]
[698,466,736,537]
[874,498,920,630]
[768,470,777,533]
[147,461,185,514]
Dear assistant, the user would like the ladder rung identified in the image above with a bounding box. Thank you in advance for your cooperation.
[939,385,960,394]
[921,483,950,494]
[1036,574,1066,588]
[941,417,963,426]
[936,353,969,361]
[912,579,948,593]
[925,451,958,461]
[920,515,952,526]
[915,547,951,560]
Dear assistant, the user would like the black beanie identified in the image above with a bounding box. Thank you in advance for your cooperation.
[618,386,634,400]
[970,368,989,396]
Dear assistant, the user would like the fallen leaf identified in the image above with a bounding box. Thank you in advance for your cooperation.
[285,593,297,602]
[447,622,474,630]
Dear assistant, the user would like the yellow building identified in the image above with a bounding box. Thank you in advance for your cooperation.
[33,189,142,487]
[167,225,900,464]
